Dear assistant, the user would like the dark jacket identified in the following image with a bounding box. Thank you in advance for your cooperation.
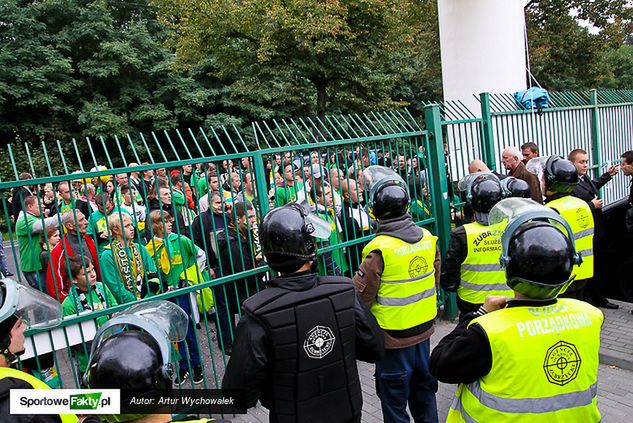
[216,225,261,309]
[10,186,32,222]
[49,199,91,220]
[429,298,557,384]
[222,272,384,418]
[627,178,633,233]
[572,172,612,242]
[191,209,228,275]
[440,225,466,294]
[511,161,542,204]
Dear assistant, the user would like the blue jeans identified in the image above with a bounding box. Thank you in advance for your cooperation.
[375,339,438,423]
[23,271,47,293]
[212,285,236,351]
[0,232,9,275]
[172,292,201,371]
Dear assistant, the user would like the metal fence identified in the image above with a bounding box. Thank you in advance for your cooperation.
[0,107,452,400]
[426,89,633,207]
[0,89,631,412]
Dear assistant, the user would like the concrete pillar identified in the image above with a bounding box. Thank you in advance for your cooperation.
[437,0,529,114]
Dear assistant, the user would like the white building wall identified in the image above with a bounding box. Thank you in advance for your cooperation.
[437,0,529,115]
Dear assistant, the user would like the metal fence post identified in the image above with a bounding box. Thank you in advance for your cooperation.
[479,92,496,171]
[252,151,271,217]
[424,104,457,319]
[589,89,602,181]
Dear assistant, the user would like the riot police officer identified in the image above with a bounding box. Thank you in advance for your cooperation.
[84,301,227,423]
[533,155,593,299]
[430,199,602,422]
[441,172,513,319]
[222,202,384,423]
[0,278,89,423]
[354,166,440,423]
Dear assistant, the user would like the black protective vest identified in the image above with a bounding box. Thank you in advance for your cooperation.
[243,276,361,423]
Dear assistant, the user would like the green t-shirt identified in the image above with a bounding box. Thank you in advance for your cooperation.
[100,242,156,304]
[197,176,209,198]
[274,181,304,207]
[15,212,43,272]
[62,282,117,372]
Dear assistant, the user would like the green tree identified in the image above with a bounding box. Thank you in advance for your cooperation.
[525,0,632,90]
[0,0,225,179]
[153,0,427,119]
[597,44,633,89]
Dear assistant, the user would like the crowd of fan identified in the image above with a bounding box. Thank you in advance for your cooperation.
[2,141,629,388]
[0,146,432,387]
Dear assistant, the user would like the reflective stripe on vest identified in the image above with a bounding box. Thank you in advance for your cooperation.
[547,196,594,280]
[446,298,603,423]
[363,228,438,330]
[458,222,513,304]
[0,367,78,423]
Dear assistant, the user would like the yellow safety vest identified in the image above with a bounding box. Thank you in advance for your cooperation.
[362,229,437,330]
[547,196,594,281]
[0,367,78,423]
[458,222,513,305]
[447,298,603,422]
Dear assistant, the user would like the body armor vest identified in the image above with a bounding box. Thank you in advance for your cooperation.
[243,276,361,423]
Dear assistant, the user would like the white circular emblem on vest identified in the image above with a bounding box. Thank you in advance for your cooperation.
[303,325,336,359]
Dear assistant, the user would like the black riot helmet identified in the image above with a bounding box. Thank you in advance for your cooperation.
[501,177,531,199]
[501,220,579,300]
[362,166,410,220]
[260,202,331,273]
[544,155,579,194]
[372,184,409,220]
[470,176,503,225]
[0,278,62,362]
[83,301,188,399]
[86,330,171,393]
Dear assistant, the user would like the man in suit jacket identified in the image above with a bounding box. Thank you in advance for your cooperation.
[502,147,543,203]
[569,148,620,309]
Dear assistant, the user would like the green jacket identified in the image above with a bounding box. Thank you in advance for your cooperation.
[100,243,156,304]
[315,208,348,276]
[62,282,118,371]
[146,233,203,289]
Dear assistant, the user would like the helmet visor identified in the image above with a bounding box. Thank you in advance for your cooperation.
[296,200,331,239]
[109,300,189,342]
[488,198,551,227]
[0,279,62,329]
[362,166,406,191]
[362,166,407,208]
[525,156,549,176]
[457,172,500,199]
[507,275,575,300]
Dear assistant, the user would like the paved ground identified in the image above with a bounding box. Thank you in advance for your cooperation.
[599,299,633,372]
[6,239,633,422]
[21,299,633,422]
[226,318,633,423]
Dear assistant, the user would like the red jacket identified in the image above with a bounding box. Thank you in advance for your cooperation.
[45,233,101,302]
